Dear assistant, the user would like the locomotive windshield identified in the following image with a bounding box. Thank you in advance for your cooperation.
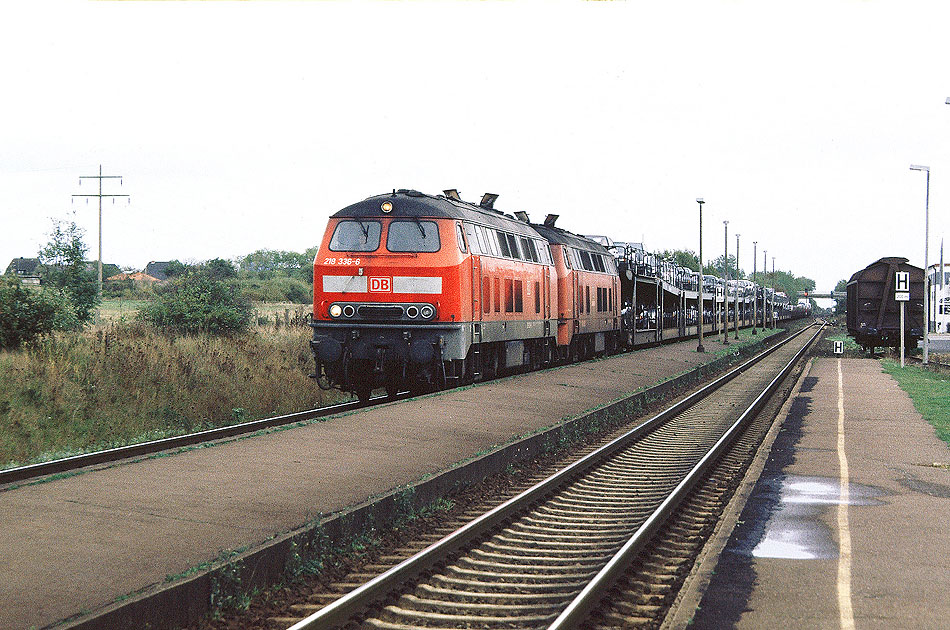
[329,220,381,252]
[387,220,441,252]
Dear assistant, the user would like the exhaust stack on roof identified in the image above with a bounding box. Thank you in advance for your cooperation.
[479,193,499,209]
[443,189,461,201]
[543,214,559,227]
[514,211,529,222]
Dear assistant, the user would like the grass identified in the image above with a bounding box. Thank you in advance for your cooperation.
[825,332,861,352]
[881,359,950,447]
[709,326,779,358]
[0,320,345,469]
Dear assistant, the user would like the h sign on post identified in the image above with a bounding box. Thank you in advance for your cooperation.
[834,340,843,354]
[895,271,910,302]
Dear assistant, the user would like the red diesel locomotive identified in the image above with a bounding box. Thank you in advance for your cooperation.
[310,189,618,401]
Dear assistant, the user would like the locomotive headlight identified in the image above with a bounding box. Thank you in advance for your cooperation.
[329,304,342,318]
[381,201,393,213]
[342,305,356,318]
[420,305,435,319]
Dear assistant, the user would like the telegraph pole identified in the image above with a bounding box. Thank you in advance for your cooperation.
[72,165,129,298]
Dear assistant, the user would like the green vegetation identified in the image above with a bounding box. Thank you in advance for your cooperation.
[0,322,341,469]
[139,265,253,335]
[825,332,860,352]
[38,220,100,324]
[0,221,102,349]
[881,359,950,446]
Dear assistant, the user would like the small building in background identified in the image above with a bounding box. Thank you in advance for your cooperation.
[4,257,41,285]
[144,261,171,281]
[927,263,950,334]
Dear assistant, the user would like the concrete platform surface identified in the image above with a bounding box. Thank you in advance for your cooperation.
[0,334,746,630]
[691,358,950,630]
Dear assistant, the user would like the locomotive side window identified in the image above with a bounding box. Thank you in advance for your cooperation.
[520,237,539,263]
[464,224,481,255]
[387,220,441,252]
[497,231,512,258]
[505,279,514,313]
[456,223,467,253]
[514,280,523,312]
[328,220,381,252]
[506,233,521,260]
[485,227,499,256]
[534,281,541,313]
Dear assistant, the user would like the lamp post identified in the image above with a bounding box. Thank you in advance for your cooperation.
[696,198,705,353]
[772,256,776,329]
[735,233,740,339]
[763,249,767,329]
[752,241,759,335]
[910,164,930,364]
[723,220,729,345]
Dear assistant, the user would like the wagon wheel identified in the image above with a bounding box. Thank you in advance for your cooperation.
[355,385,373,404]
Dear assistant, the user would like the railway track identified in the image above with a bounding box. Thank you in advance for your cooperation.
[2,324,799,487]
[275,323,822,630]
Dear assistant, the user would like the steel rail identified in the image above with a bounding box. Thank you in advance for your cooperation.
[1,322,802,486]
[286,323,818,630]
[0,394,400,486]
[549,321,824,629]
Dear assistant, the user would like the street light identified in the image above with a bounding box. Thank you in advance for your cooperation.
[696,198,706,353]
[752,241,758,335]
[763,249,767,329]
[910,164,930,364]
[723,220,729,345]
[735,233,740,339]
[772,256,776,329]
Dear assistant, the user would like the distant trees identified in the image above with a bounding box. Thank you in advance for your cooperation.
[239,247,317,284]
[0,221,96,349]
[139,261,252,335]
[236,248,315,303]
[705,254,742,279]
[37,220,99,324]
[658,249,701,272]
[834,279,848,314]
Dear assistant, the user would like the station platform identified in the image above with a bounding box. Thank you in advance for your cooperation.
[0,331,764,630]
[681,358,950,630]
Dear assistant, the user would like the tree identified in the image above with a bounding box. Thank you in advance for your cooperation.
[706,254,743,279]
[0,276,80,349]
[239,248,314,282]
[205,257,237,280]
[164,260,188,278]
[139,267,252,335]
[37,220,99,324]
[658,249,700,272]
[834,279,848,314]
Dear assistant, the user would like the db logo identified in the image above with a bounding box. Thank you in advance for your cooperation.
[369,277,392,292]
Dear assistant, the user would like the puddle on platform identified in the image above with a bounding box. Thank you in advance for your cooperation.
[746,475,885,560]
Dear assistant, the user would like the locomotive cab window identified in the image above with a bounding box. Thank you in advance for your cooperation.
[329,220,381,252]
[387,220,441,252]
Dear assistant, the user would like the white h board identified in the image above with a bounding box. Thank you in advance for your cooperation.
[895,271,910,302]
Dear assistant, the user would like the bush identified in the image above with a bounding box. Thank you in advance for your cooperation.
[139,269,252,335]
[240,277,312,304]
[0,277,80,349]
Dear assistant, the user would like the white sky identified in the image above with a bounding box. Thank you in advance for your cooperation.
[2,0,949,302]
